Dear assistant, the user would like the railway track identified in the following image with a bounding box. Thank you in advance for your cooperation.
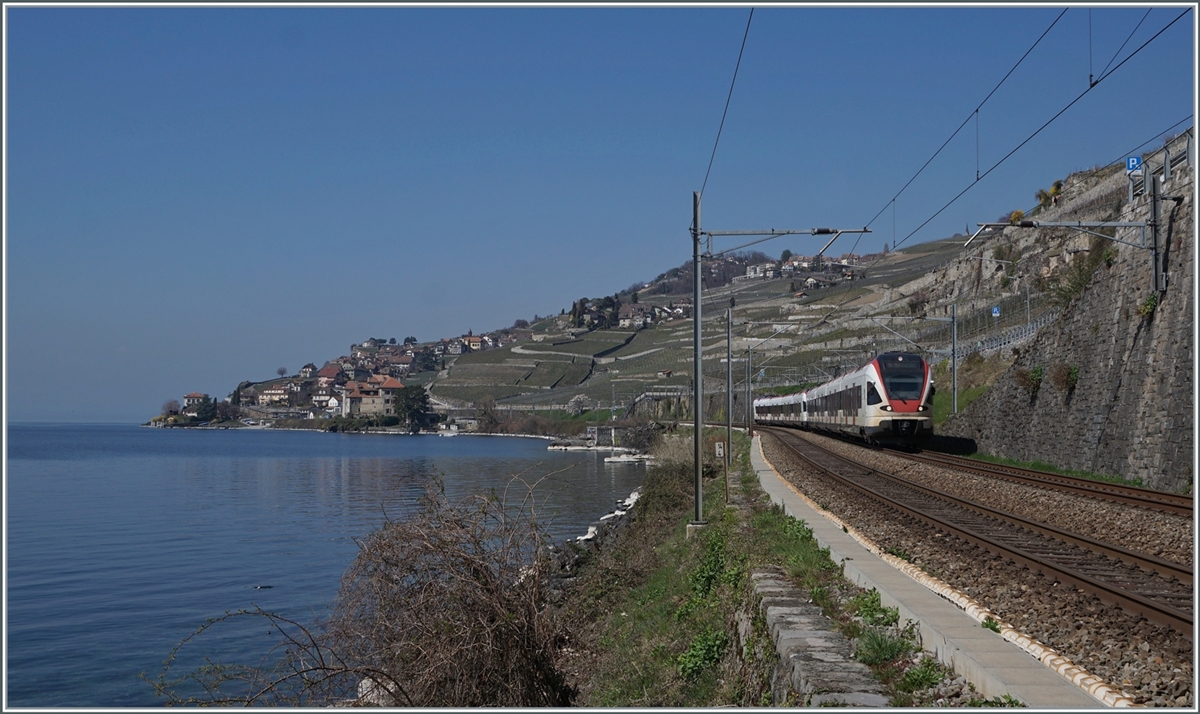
[889,448,1193,517]
[760,426,1194,638]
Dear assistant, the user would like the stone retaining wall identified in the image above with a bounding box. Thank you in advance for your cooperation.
[941,157,1193,492]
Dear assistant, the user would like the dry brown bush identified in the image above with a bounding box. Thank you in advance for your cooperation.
[149,479,575,707]
[1049,363,1072,391]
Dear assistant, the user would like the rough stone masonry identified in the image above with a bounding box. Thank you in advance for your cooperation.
[941,134,1193,493]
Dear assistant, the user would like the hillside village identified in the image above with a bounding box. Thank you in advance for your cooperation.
[153,250,877,428]
[150,128,1193,490]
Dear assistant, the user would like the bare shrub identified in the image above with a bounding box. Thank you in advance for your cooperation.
[651,433,695,467]
[1049,363,1078,392]
[651,432,721,477]
[620,421,663,452]
[906,288,930,315]
[1013,366,1043,394]
[149,479,575,707]
[327,481,573,706]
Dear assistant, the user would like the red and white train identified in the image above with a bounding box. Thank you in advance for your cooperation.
[753,352,935,444]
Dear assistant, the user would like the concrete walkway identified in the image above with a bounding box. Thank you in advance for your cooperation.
[750,434,1119,708]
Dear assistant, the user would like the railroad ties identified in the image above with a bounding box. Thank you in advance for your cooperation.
[760,426,1193,639]
[888,450,1193,517]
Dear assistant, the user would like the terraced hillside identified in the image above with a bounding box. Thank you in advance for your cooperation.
[431,139,1189,448]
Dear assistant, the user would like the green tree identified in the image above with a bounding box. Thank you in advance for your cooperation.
[215,401,240,422]
[195,397,217,421]
[397,386,438,432]
[781,249,793,262]
[412,349,437,373]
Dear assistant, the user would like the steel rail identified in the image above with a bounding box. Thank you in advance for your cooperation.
[892,449,1193,517]
[762,427,1193,638]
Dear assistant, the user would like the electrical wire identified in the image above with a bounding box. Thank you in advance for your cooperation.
[945,8,1187,239]
[859,9,1065,231]
[880,7,1191,257]
[1105,117,1193,170]
[1098,8,1152,80]
[696,8,1190,388]
[699,8,755,200]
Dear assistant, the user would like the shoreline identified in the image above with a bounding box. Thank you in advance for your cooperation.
[142,422,574,442]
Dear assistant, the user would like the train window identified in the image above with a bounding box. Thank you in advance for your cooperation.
[866,382,882,405]
[885,375,923,400]
[924,386,936,405]
[877,353,925,401]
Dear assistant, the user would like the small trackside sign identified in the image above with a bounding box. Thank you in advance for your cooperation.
[992,306,1000,318]
[1126,156,1143,173]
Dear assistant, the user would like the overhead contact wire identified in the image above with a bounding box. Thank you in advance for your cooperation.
[699,7,755,199]
[823,8,1186,324]
[1098,8,1152,80]
[898,7,1192,251]
[857,8,1069,232]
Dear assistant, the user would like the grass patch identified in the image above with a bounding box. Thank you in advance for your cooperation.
[898,656,945,693]
[559,428,964,707]
[849,589,899,627]
[429,384,530,403]
[677,628,728,680]
[933,384,989,425]
[854,628,913,666]
[967,694,1026,707]
[931,352,1013,425]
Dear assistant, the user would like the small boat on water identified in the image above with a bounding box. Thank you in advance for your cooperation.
[604,453,653,463]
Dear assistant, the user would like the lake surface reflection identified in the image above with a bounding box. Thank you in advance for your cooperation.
[6,424,645,706]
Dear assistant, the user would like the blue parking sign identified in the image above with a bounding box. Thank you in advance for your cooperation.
[1126,156,1142,172]
[992,306,1000,318]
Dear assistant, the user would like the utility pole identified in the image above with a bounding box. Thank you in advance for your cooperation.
[690,197,869,523]
[691,192,705,527]
[745,345,753,435]
[951,304,958,414]
[1150,172,1164,292]
[725,305,732,505]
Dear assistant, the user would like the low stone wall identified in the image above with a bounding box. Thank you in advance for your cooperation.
[736,568,888,707]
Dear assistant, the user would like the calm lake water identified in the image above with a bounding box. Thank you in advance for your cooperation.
[5,424,646,707]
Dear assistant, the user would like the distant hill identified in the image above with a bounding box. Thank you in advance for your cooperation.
[435,129,1193,490]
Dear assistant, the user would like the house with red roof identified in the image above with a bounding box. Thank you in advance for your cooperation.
[316,363,344,387]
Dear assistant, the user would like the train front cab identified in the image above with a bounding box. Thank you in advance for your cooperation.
[863,352,933,444]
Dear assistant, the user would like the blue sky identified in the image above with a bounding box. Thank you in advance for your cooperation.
[4,4,1195,423]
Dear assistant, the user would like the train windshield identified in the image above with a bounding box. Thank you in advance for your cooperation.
[877,353,925,401]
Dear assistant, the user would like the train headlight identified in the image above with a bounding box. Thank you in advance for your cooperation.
[880,405,892,412]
